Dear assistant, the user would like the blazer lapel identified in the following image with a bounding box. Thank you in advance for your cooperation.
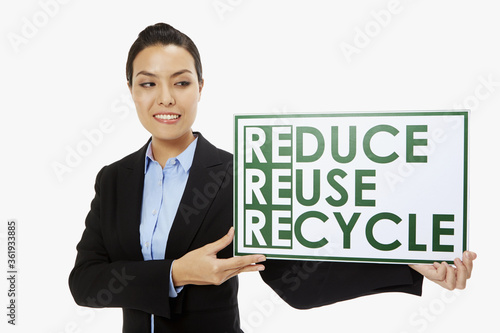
[166,133,225,259]
[116,141,150,261]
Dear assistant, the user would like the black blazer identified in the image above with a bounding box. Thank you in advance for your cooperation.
[69,133,423,333]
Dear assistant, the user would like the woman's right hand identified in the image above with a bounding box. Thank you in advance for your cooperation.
[172,227,266,287]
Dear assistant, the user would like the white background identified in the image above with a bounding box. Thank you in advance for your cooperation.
[1,0,498,332]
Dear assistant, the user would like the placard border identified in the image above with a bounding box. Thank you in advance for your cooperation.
[234,110,469,264]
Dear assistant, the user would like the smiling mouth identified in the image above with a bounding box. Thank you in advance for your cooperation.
[154,114,180,120]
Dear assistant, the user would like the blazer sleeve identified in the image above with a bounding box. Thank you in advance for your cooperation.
[68,167,174,318]
[260,259,423,309]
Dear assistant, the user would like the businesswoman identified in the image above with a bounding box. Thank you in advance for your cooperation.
[69,23,476,332]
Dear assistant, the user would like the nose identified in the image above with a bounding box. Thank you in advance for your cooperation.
[157,85,175,106]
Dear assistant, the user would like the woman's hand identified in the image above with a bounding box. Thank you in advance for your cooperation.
[409,251,477,290]
[172,227,266,287]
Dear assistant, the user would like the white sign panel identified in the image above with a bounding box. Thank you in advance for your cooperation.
[234,111,469,264]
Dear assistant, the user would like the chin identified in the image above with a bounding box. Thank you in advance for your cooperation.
[153,130,193,142]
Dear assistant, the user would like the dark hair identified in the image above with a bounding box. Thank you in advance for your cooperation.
[126,23,203,85]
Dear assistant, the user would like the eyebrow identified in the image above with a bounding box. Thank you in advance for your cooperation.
[135,69,193,79]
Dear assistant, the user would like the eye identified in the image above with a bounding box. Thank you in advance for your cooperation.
[139,82,156,88]
[175,81,191,87]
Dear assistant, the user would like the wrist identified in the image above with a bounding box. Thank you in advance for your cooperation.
[172,259,187,287]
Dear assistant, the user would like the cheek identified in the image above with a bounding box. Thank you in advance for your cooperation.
[180,91,200,112]
[132,93,153,112]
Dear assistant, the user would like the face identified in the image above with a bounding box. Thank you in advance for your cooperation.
[129,44,203,147]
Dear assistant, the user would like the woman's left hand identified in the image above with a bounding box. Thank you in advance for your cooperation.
[409,251,477,290]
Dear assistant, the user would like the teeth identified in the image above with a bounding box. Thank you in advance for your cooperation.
[155,114,180,120]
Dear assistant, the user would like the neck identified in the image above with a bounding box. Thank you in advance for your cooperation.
[151,132,196,168]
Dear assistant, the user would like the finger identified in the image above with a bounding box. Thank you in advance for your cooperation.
[443,262,456,290]
[240,263,266,273]
[462,251,475,279]
[409,263,441,279]
[220,254,266,272]
[228,263,266,276]
[434,262,447,281]
[220,263,266,284]
[454,258,468,289]
[205,227,235,253]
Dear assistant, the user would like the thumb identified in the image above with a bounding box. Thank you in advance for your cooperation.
[205,227,234,254]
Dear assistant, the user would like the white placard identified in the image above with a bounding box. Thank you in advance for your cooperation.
[234,111,468,264]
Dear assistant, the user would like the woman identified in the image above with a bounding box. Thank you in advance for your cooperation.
[69,23,475,333]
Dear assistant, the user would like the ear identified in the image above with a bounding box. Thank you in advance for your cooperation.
[198,79,204,101]
[127,81,132,93]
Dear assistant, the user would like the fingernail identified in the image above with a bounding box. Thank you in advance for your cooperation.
[464,251,470,259]
[258,256,266,262]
